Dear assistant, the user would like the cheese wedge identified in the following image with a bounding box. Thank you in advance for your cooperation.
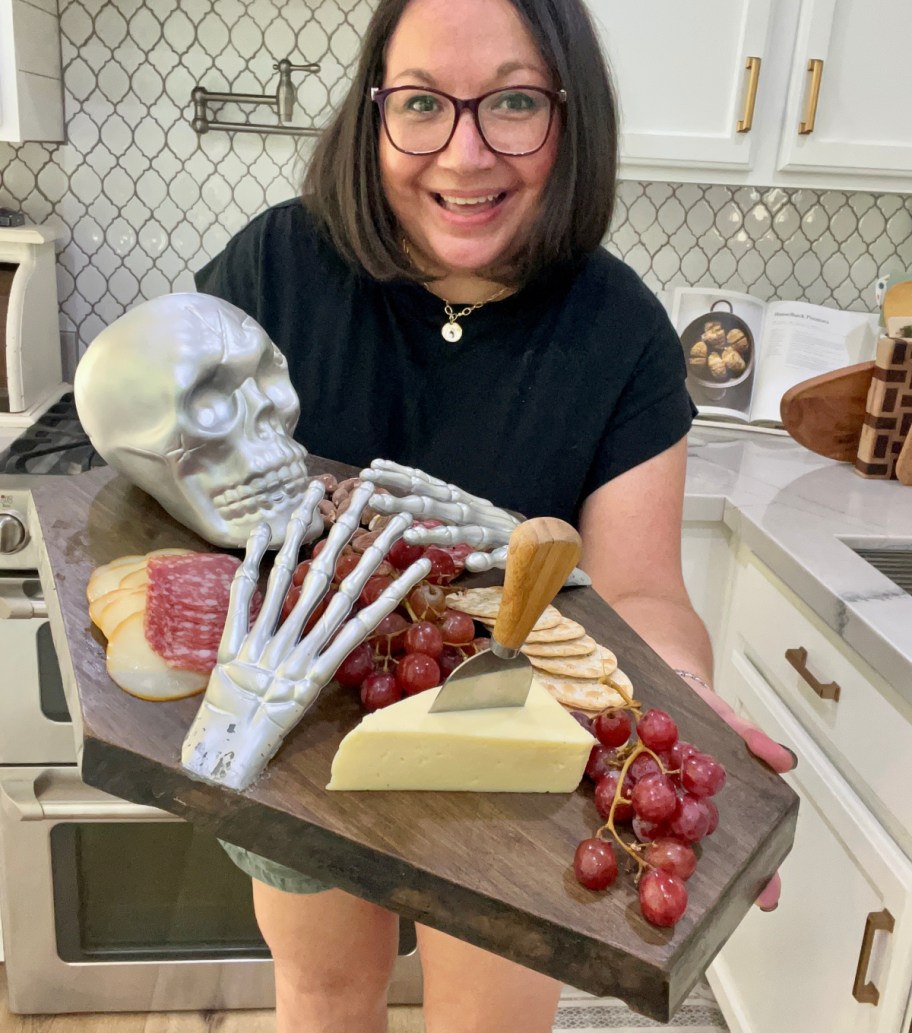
[327,681,595,792]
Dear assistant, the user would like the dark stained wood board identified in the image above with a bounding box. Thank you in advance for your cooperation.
[31,461,798,1022]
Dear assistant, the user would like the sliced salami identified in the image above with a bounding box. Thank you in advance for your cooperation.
[144,552,261,674]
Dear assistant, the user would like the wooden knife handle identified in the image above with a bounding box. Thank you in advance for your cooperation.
[492,518,582,651]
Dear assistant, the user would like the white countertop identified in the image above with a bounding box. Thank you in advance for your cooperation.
[684,426,912,699]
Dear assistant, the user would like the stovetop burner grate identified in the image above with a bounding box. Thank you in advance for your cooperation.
[0,393,107,475]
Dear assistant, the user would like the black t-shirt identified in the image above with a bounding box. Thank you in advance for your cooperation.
[194,199,695,524]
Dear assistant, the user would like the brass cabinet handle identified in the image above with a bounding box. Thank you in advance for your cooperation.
[798,58,824,134]
[784,647,841,701]
[853,909,894,1005]
[736,56,762,133]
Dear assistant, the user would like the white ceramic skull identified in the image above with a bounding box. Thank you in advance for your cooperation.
[74,293,315,548]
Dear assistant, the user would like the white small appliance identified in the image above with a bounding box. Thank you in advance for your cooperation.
[0,223,65,424]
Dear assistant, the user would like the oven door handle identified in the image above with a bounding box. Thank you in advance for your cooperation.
[0,772,175,821]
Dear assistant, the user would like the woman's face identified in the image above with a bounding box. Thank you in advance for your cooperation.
[379,0,560,282]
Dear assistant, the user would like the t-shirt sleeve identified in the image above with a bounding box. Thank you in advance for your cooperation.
[193,217,265,323]
[582,303,697,499]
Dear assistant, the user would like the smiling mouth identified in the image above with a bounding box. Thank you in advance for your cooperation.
[434,192,507,214]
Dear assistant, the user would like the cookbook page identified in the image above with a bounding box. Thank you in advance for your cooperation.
[669,287,767,423]
[749,302,879,425]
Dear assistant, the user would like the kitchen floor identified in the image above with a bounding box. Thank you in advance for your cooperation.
[0,966,728,1032]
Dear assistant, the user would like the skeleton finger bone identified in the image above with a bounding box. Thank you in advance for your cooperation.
[259,481,374,670]
[241,481,326,663]
[371,492,519,532]
[465,545,509,571]
[403,523,512,550]
[218,521,272,662]
[362,459,498,510]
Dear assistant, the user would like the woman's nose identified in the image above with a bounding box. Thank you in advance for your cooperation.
[437,110,497,171]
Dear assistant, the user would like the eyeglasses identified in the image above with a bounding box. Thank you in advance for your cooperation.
[370,85,566,157]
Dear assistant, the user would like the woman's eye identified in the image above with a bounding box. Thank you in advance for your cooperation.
[403,94,440,114]
[494,91,538,112]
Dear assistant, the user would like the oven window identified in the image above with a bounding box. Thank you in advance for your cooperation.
[37,621,70,722]
[51,822,269,961]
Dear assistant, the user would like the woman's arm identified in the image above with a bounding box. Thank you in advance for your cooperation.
[579,437,790,909]
[578,437,795,777]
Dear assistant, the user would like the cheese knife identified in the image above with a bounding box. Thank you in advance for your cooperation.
[429,516,582,712]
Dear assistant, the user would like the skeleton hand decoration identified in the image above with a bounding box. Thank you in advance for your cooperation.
[359,459,521,572]
[181,479,431,791]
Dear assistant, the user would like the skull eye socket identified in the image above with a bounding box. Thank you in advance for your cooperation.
[185,386,240,433]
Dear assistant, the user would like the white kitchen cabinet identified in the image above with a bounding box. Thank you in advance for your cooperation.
[587,0,773,173]
[708,651,912,1033]
[776,0,912,181]
[0,0,64,143]
[588,0,912,192]
[681,520,733,646]
[707,545,912,1033]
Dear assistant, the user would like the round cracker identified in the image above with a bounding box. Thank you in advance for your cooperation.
[528,644,617,680]
[522,634,596,658]
[444,586,504,619]
[606,667,634,698]
[533,672,625,713]
[474,604,562,632]
[524,618,586,643]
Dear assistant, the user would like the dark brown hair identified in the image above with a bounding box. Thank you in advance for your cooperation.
[303,0,618,286]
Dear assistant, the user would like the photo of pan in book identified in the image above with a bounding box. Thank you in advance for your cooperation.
[669,286,880,428]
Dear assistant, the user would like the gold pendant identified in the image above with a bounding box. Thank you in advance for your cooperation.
[441,321,462,343]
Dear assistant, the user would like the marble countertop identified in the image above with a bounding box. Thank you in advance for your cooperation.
[683,426,912,698]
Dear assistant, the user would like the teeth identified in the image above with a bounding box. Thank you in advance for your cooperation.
[440,194,499,206]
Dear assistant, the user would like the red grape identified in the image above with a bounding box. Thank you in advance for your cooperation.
[631,774,677,823]
[669,739,698,769]
[404,621,444,659]
[594,772,634,822]
[438,609,475,646]
[643,838,697,880]
[333,552,362,583]
[406,582,448,622]
[459,636,491,659]
[358,575,393,609]
[627,753,662,784]
[668,792,712,843]
[334,642,375,687]
[395,653,441,695]
[360,672,402,711]
[700,798,720,836]
[387,537,425,570]
[593,709,632,749]
[639,868,688,927]
[585,744,616,783]
[573,838,618,891]
[437,646,465,680]
[423,547,457,586]
[369,612,410,657]
[632,815,668,842]
[682,753,727,797]
[280,584,301,622]
[637,709,679,752]
[291,560,312,587]
[302,589,336,634]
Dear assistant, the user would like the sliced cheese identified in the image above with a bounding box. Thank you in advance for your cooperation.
[96,587,146,639]
[327,681,595,792]
[106,611,208,701]
[87,557,148,603]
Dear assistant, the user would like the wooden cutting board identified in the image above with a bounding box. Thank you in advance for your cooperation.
[855,336,912,479]
[30,462,798,1023]
[779,361,874,461]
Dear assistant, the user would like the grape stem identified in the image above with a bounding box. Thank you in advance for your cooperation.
[597,741,673,878]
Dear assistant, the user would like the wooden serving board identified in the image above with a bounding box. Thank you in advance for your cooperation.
[855,336,912,479]
[31,461,798,1023]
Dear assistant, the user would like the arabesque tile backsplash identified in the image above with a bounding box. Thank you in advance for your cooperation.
[1,0,911,375]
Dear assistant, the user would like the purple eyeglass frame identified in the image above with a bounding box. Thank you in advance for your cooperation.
[369,84,567,157]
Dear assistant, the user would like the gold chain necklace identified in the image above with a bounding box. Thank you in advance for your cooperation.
[403,239,510,342]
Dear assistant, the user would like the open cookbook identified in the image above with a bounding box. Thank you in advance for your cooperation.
[667,286,880,427]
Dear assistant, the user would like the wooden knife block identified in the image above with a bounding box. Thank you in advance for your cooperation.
[855,334,912,481]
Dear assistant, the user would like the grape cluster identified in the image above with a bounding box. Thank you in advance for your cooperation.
[572,692,727,929]
[281,520,489,712]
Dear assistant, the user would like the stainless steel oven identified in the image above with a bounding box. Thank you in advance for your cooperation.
[0,422,423,1014]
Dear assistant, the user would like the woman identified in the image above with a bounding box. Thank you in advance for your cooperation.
[196,0,793,1028]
